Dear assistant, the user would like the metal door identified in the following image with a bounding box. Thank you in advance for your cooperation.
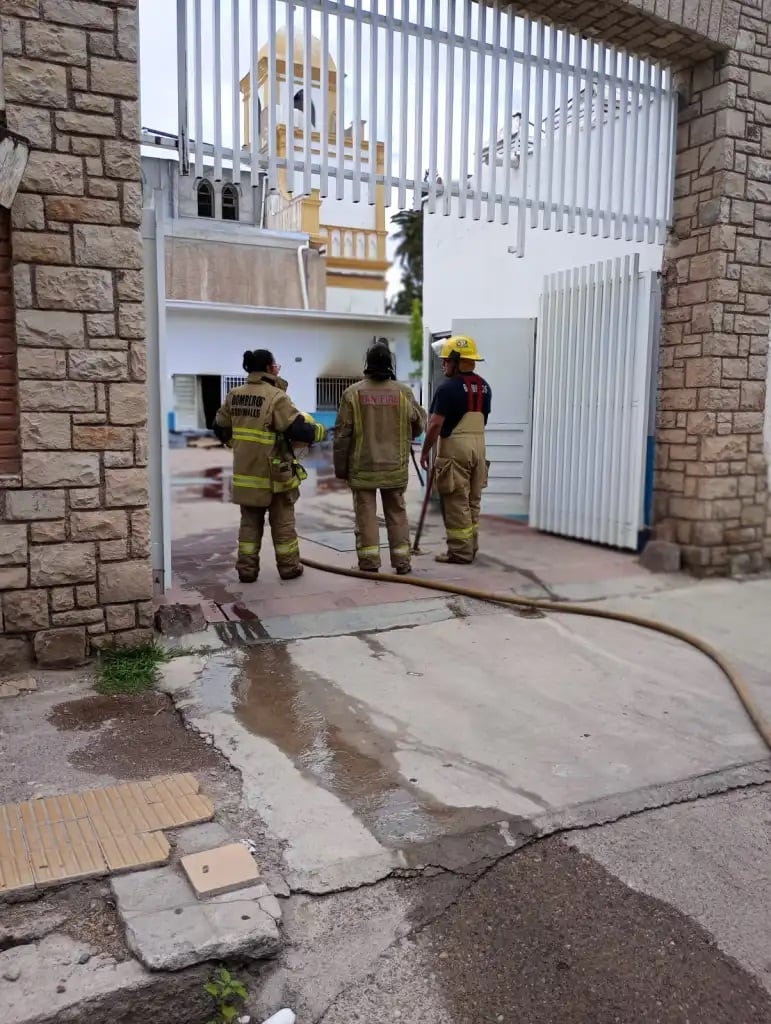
[427,320,535,519]
[529,254,656,549]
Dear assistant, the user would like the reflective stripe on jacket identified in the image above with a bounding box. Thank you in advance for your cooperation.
[214,373,306,508]
[333,378,427,490]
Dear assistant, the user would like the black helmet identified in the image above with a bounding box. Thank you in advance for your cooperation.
[364,342,395,380]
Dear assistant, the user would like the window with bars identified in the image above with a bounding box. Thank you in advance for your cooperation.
[222,375,247,402]
[196,179,214,218]
[222,183,239,221]
[316,376,361,411]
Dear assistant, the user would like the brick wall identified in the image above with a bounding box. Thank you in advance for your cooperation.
[0,210,20,477]
[0,0,152,668]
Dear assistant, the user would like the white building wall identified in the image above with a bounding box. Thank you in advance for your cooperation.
[165,305,412,416]
[326,285,386,316]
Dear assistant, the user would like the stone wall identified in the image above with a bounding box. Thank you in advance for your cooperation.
[0,209,20,477]
[0,0,152,667]
[655,2,771,573]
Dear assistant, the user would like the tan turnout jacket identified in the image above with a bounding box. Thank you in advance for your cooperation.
[334,378,427,490]
[215,373,306,508]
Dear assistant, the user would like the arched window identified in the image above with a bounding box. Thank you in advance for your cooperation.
[197,179,214,218]
[222,183,239,221]
[293,88,316,128]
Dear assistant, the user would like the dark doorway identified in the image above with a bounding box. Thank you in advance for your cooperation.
[200,375,222,429]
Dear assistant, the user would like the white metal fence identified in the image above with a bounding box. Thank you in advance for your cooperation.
[316,375,361,409]
[529,254,656,550]
[175,0,677,249]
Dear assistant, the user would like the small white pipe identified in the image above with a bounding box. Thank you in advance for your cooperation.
[297,242,310,310]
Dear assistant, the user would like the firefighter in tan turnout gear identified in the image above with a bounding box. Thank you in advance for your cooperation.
[214,349,327,583]
[420,335,491,564]
[334,342,427,574]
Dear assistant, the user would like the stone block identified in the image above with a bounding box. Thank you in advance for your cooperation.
[5,489,66,521]
[19,380,94,414]
[639,540,681,574]
[17,348,67,380]
[740,381,766,409]
[109,383,147,425]
[24,20,86,64]
[0,637,32,671]
[69,487,100,509]
[20,412,71,452]
[45,197,121,225]
[684,357,721,387]
[52,607,104,626]
[51,588,75,612]
[36,267,114,311]
[15,310,85,349]
[117,8,138,60]
[34,627,87,668]
[23,451,99,489]
[106,604,135,631]
[30,521,67,544]
[130,508,150,558]
[11,194,45,231]
[98,560,153,603]
[4,57,67,107]
[3,590,50,633]
[88,29,115,58]
[99,539,127,561]
[111,866,281,971]
[89,178,119,199]
[13,264,32,308]
[750,71,771,103]
[23,153,83,196]
[741,266,771,295]
[105,468,148,507]
[117,270,144,301]
[155,603,207,638]
[74,92,115,115]
[0,525,28,566]
[68,350,129,381]
[118,303,144,339]
[73,425,133,450]
[76,585,97,609]
[70,510,127,541]
[90,57,139,99]
[121,180,142,224]
[700,434,748,461]
[86,314,117,338]
[129,344,147,382]
[55,110,116,136]
[103,140,141,180]
[42,0,115,30]
[697,476,739,499]
[30,544,96,586]
[104,451,134,467]
[12,231,71,266]
[74,225,142,270]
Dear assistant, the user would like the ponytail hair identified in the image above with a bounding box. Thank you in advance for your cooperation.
[243,349,275,374]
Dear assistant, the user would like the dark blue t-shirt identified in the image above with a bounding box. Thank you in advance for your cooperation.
[430,373,492,438]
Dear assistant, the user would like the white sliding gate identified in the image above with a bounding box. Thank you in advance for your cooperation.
[529,254,656,550]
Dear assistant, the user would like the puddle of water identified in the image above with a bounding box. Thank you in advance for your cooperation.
[215,643,530,849]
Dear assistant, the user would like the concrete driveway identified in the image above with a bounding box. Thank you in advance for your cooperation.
[162,447,771,893]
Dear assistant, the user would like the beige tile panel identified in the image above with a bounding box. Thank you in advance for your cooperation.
[0,774,213,896]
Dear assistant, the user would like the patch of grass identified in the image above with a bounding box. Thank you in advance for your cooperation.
[96,642,173,696]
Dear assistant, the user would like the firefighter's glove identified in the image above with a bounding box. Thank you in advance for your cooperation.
[313,423,328,443]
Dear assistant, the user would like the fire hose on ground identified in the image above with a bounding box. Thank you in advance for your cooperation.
[300,464,771,753]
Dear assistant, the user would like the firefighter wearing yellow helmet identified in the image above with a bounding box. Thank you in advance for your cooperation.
[420,335,492,564]
[213,349,327,583]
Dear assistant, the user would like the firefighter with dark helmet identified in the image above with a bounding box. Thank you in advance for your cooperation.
[213,349,327,583]
[420,335,491,564]
[334,342,427,574]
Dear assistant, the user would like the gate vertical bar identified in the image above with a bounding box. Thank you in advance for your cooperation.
[368,0,379,206]
[517,16,532,253]
[472,0,487,221]
[648,63,664,244]
[486,1,501,223]
[626,56,641,240]
[231,0,241,185]
[615,52,630,239]
[267,0,278,192]
[413,0,426,210]
[543,26,557,229]
[176,0,190,174]
[568,32,580,233]
[249,0,260,201]
[579,40,592,234]
[336,0,346,200]
[592,42,606,236]
[320,0,330,196]
[555,29,569,231]
[530,19,544,229]
[214,2,223,180]
[500,8,515,228]
[193,0,203,181]
[303,0,313,196]
[427,0,441,214]
[602,47,617,238]
[285,1,296,194]
[458,0,472,218]
[443,0,456,216]
[636,60,652,242]
[384,0,395,207]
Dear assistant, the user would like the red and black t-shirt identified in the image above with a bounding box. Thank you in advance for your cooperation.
[429,372,492,438]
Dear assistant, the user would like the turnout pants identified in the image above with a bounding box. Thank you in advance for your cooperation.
[353,488,411,572]
[435,414,487,563]
[236,492,300,581]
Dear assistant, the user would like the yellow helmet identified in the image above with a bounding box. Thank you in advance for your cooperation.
[431,335,485,362]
